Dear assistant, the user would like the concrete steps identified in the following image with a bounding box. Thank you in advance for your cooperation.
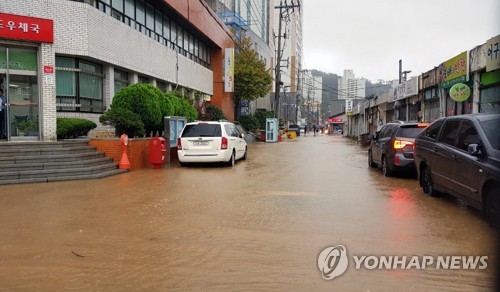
[0,140,127,185]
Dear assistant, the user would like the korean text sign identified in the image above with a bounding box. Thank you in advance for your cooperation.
[486,35,500,72]
[0,13,53,43]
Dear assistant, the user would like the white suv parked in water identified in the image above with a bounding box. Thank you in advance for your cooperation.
[177,121,248,167]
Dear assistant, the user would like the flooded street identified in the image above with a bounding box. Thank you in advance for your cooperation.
[0,135,498,291]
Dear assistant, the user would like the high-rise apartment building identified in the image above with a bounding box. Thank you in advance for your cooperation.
[304,74,322,104]
[205,0,274,113]
[302,73,322,125]
[338,69,366,100]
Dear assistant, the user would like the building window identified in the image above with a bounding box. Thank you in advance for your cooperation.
[138,75,149,84]
[80,61,103,113]
[124,0,134,18]
[111,0,123,12]
[135,0,145,26]
[56,57,104,113]
[145,3,155,37]
[163,16,170,41]
[87,0,211,67]
[114,69,129,94]
[157,81,167,92]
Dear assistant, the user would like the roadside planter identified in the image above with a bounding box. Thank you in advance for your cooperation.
[89,137,150,170]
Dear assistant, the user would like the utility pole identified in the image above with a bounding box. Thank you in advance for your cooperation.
[296,69,307,125]
[274,0,301,119]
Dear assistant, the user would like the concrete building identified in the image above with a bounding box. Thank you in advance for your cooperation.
[302,73,322,125]
[344,34,500,140]
[204,0,274,114]
[0,0,235,142]
[338,69,366,100]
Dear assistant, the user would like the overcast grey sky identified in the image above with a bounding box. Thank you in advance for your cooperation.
[303,0,500,82]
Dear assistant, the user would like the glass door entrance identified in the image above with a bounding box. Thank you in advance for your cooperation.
[0,46,39,141]
[0,74,6,140]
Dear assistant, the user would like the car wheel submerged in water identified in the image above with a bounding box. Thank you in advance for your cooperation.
[368,150,376,168]
[421,166,438,197]
[485,185,500,228]
[382,156,392,177]
[227,150,235,167]
[243,147,247,160]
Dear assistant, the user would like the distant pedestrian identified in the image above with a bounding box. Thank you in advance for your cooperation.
[304,125,307,136]
[313,125,316,136]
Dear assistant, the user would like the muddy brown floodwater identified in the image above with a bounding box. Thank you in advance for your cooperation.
[0,135,498,291]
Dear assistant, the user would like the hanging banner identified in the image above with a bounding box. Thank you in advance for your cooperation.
[224,48,234,92]
[345,99,353,115]
[449,83,471,102]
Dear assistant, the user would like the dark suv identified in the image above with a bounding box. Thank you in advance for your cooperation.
[368,121,429,176]
[414,113,500,227]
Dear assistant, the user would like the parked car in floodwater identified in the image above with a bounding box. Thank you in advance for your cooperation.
[368,121,429,176]
[414,113,500,228]
[177,121,247,167]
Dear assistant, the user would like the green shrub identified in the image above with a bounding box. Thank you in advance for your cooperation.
[17,120,38,132]
[111,84,200,133]
[204,104,226,121]
[237,115,259,132]
[175,98,198,122]
[253,109,275,129]
[57,118,97,139]
[161,92,176,118]
[99,108,145,138]
[111,84,163,134]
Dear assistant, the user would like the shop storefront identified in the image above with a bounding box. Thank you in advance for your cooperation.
[0,13,53,141]
[423,88,440,122]
[479,35,500,113]
[480,70,500,113]
[438,51,473,117]
[327,115,345,134]
[392,76,418,122]
[385,102,394,123]
[421,68,441,122]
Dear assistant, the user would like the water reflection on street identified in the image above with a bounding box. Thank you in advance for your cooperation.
[0,135,497,291]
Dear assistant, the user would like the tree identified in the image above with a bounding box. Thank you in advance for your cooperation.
[99,107,145,138]
[111,84,163,134]
[234,36,273,118]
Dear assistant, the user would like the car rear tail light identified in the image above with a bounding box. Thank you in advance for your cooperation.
[221,137,228,150]
[394,140,414,149]
[177,137,182,150]
[418,123,430,127]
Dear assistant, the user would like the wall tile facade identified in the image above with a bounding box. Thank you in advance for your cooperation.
[1,0,230,141]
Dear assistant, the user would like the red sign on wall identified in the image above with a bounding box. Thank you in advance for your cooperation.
[0,13,53,43]
[328,118,343,123]
[43,65,54,74]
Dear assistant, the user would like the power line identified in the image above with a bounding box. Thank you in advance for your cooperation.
[274,0,301,119]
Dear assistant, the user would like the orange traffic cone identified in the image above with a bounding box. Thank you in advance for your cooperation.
[119,134,131,170]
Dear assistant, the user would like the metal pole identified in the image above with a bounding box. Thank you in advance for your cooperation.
[274,2,283,119]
